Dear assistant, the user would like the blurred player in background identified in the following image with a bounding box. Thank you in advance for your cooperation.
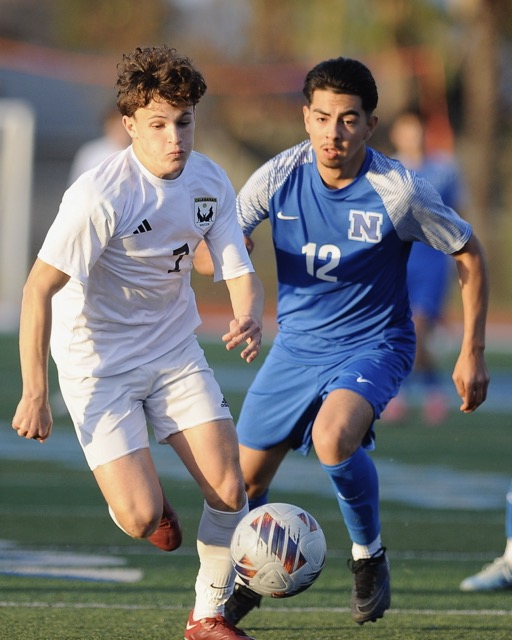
[68,104,130,184]
[12,45,263,640]
[460,480,512,591]
[382,108,468,425]
[195,55,490,626]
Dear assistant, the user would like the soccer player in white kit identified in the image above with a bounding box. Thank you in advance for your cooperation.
[12,45,263,640]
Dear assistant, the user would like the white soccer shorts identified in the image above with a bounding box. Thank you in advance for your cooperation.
[57,335,232,470]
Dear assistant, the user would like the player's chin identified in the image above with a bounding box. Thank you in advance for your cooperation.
[161,157,187,179]
[319,156,344,170]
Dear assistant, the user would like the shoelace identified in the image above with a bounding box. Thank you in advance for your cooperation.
[348,548,387,598]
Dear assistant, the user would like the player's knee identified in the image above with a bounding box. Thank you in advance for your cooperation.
[114,506,161,539]
[313,425,359,463]
[204,473,247,512]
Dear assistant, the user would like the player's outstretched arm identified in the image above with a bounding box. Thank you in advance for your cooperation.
[451,234,490,413]
[12,259,70,443]
[223,272,264,363]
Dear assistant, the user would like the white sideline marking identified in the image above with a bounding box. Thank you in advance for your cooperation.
[0,567,142,582]
[0,542,142,583]
[0,601,511,617]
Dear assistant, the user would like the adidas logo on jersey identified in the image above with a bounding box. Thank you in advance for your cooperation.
[220,397,229,408]
[133,219,152,234]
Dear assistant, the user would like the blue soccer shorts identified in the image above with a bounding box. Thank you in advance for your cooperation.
[236,340,414,456]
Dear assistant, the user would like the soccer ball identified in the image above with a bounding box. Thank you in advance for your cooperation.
[230,502,326,598]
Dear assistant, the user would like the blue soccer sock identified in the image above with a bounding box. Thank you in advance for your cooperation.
[248,490,269,511]
[321,447,380,547]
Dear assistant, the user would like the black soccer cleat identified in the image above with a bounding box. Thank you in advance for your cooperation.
[224,584,262,625]
[349,548,390,625]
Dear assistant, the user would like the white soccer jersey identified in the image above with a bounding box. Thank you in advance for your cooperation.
[39,147,253,377]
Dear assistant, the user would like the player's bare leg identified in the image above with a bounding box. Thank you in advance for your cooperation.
[168,419,247,511]
[239,441,291,502]
[93,447,181,550]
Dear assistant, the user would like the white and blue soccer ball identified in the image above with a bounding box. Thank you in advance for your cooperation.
[230,502,326,598]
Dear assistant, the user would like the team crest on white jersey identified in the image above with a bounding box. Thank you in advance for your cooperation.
[195,197,217,229]
[348,210,383,243]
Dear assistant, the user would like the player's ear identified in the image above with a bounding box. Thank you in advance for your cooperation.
[303,105,311,134]
[122,115,137,139]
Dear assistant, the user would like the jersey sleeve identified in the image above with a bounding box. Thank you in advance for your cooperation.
[237,140,313,235]
[369,154,472,254]
[401,174,472,253]
[37,175,117,283]
[236,161,273,235]
[202,174,255,283]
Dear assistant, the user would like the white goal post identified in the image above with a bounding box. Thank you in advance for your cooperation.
[0,99,35,331]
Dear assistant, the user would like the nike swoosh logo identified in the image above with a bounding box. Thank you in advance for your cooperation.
[186,621,196,630]
[277,211,299,220]
[356,375,374,385]
[355,567,390,611]
[355,579,390,614]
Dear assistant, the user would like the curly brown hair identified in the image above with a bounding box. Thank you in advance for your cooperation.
[116,45,207,117]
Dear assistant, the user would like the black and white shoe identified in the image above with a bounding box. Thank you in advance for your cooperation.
[349,548,390,625]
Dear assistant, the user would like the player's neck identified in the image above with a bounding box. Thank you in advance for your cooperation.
[317,151,367,190]
[321,173,355,190]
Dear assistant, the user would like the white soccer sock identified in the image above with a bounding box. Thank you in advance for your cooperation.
[193,500,248,620]
[352,534,383,560]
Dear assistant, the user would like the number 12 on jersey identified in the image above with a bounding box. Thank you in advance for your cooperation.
[302,242,340,282]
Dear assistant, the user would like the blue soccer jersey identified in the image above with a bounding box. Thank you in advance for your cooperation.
[237,141,472,364]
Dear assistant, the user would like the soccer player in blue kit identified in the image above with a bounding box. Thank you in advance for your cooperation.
[195,55,490,625]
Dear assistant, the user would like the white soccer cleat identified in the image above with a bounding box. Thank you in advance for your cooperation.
[460,555,512,591]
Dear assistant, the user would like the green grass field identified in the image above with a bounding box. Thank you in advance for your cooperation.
[1,332,511,639]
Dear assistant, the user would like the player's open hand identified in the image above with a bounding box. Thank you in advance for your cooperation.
[222,315,262,363]
[12,398,53,443]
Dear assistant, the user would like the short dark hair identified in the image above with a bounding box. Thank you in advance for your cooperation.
[303,57,378,115]
[116,45,207,117]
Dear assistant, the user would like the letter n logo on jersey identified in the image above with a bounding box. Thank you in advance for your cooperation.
[195,197,217,230]
[348,210,383,243]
